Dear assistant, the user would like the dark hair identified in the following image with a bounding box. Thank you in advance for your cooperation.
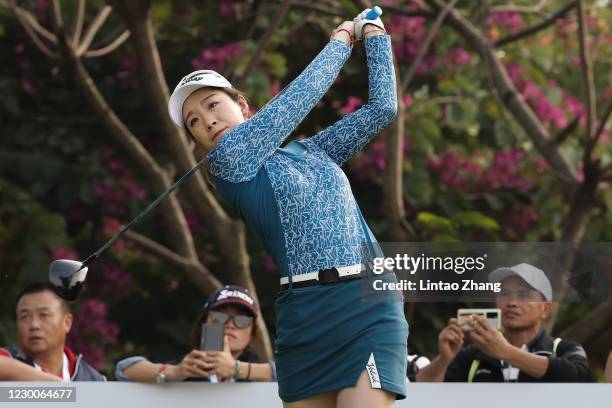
[188,303,257,351]
[15,283,71,315]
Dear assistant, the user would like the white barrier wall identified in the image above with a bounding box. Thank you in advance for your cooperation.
[0,382,610,407]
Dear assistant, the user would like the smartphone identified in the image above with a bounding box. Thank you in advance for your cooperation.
[457,308,501,331]
[200,323,224,351]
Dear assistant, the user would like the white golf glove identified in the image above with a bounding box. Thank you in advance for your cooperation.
[354,8,386,42]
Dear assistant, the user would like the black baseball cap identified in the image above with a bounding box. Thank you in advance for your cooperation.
[204,285,258,317]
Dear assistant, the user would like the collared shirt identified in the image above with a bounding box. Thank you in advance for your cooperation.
[33,353,70,381]
[444,330,592,382]
[0,345,106,381]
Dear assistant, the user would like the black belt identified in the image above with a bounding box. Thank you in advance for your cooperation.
[280,267,364,290]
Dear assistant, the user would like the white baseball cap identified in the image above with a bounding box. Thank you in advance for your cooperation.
[168,70,233,128]
[489,263,553,301]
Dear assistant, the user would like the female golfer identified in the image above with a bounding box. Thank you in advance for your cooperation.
[168,11,408,407]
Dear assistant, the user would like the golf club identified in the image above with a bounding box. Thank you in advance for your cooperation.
[49,158,207,301]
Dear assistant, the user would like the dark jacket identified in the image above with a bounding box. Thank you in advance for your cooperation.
[444,330,592,382]
[1,345,106,381]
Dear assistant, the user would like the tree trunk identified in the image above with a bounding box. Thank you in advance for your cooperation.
[546,178,599,331]
[559,301,612,344]
[109,0,273,359]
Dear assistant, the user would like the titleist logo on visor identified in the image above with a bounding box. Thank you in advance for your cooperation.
[180,71,224,86]
[217,289,254,305]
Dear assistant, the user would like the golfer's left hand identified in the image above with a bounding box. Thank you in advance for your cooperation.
[467,315,513,360]
[204,335,237,380]
[354,9,386,41]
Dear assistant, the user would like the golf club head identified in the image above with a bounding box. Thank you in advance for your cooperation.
[49,260,88,301]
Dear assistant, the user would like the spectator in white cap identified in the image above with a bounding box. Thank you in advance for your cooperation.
[416,263,592,383]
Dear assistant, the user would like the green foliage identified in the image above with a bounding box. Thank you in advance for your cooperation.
[0,179,70,342]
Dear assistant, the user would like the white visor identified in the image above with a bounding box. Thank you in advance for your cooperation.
[168,70,233,128]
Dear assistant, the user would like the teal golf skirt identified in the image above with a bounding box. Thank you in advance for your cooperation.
[274,273,408,402]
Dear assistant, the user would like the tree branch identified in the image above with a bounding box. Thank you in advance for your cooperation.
[594,100,612,143]
[552,115,580,146]
[234,0,293,87]
[75,5,112,56]
[602,161,612,180]
[109,1,231,226]
[384,64,408,240]
[491,0,549,13]
[577,0,598,160]
[83,29,130,58]
[124,230,222,293]
[49,1,198,263]
[424,0,578,185]
[246,0,269,40]
[8,0,58,58]
[494,1,576,47]
[383,0,455,241]
[558,301,612,344]
[401,0,458,93]
[109,1,273,360]
[16,5,56,43]
[72,0,86,47]
[381,4,434,18]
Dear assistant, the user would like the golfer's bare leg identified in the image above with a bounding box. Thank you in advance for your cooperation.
[337,370,396,408]
[282,391,337,408]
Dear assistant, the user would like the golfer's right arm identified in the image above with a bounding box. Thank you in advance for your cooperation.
[208,27,353,183]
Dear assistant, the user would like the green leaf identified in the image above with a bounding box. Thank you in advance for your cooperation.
[415,116,441,139]
[447,100,477,129]
[483,194,504,211]
[244,70,270,108]
[493,120,515,147]
[453,211,500,231]
[261,52,287,78]
[431,233,462,243]
[416,212,454,231]
[544,86,562,106]
[338,0,360,16]
[152,0,172,21]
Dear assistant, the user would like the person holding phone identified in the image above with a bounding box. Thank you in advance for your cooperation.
[167,8,407,407]
[416,264,592,383]
[115,285,275,383]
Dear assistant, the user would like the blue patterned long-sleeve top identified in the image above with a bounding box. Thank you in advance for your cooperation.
[208,35,397,279]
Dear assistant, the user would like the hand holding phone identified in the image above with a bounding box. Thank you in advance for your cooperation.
[457,308,501,332]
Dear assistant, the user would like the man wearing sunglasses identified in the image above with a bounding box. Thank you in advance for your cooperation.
[115,285,276,383]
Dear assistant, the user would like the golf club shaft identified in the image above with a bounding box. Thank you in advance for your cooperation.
[83,156,208,266]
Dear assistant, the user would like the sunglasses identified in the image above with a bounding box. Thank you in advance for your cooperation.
[208,311,253,329]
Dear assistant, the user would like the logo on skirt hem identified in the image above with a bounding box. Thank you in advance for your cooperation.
[366,353,381,389]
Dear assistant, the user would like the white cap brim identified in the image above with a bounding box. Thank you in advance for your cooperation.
[168,70,233,128]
